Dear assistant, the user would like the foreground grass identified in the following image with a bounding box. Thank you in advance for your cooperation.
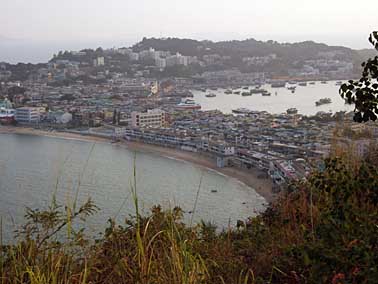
[1,155,378,283]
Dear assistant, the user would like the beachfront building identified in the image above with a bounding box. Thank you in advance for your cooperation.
[15,107,41,123]
[47,111,73,124]
[113,127,127,139]
[131,109,166,129]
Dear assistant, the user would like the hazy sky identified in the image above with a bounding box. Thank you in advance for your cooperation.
[1,0,377,63]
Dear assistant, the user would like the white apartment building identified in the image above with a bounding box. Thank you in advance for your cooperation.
[117,48,139,61]
[117,48,131,55]
[166,53,188,67]
[155,57,167,68]
[93,57,105,67]
[15,107,41,123]
[131,109,166,128]
[139,48,159,60]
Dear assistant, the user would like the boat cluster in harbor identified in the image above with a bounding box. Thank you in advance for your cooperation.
[197,80,338,113]
[202,86,272,97]
[232,107,299,115]
[199,79,340,99]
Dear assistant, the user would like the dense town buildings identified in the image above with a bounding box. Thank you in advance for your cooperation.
[0,38,372,191]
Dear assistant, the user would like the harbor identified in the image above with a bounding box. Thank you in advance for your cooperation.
[191,80,353,115]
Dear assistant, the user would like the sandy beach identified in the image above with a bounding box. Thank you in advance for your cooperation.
[0,126,275,202]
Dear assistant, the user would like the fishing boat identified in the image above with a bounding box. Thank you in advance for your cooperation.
[315,98,332,106]
[286,108,298,115]
[250,89,265,94]
[176,99,201,110]
[232,108,251,114]
[205,93,216,98]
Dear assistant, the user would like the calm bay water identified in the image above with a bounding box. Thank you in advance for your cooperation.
[0,133,265,241]
[192,81,354,115]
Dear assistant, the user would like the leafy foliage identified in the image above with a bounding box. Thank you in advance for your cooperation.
[340,32,378,122]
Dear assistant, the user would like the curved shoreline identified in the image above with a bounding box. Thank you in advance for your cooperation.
[0,126,275,202]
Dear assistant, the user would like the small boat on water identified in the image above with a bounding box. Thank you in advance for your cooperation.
[271,81,286,88]
[205,93,216,98]
[315,98,332,106]
[287,108,298,115]
[176,98,201,110]
[309,82,316,85]
[232,108,251,114]
[250,89,265,94]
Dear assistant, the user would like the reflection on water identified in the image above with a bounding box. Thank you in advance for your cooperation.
[0,134,265,241]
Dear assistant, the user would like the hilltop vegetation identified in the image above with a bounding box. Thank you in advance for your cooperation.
[47,37,370,77]
[134,37,356,60]
[133,37,367,70]
[1,37,372,82]
[1,151,377,283]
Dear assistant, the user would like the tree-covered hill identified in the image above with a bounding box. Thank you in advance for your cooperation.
[133,37,366,63]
